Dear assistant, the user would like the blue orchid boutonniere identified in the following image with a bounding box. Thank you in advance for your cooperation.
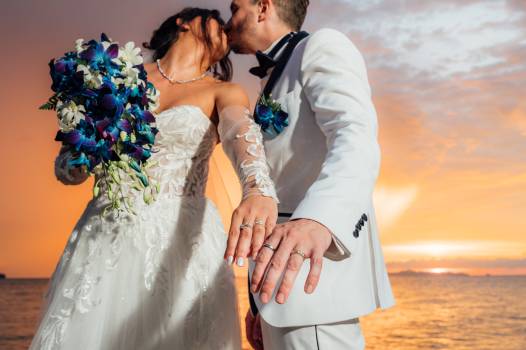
[254,94,289,136]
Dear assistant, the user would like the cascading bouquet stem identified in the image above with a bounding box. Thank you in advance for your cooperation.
[41,33,161,216]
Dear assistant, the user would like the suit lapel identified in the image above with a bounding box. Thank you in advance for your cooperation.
[254,31,310,116]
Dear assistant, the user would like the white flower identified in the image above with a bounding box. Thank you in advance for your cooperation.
[57,101,86,132]
[75,39,85,53]
[123,66,140,80]
[102,40,113,51]
[111,66,140,88]
[111,57,123,66]
[147,88,160,111]
[77,65,103,88]
[119,41,143,68]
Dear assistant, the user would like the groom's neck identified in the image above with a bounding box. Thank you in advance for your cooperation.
[257,25,293,53]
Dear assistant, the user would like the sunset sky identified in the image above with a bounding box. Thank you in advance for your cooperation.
[1,0,525,278]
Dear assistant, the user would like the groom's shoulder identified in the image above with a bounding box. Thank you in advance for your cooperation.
[307,28,353,46]
[303,28,363,60]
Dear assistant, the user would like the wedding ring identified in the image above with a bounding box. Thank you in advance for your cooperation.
[255,219,265,225]
[262,243,276,251]
[291,248,306,259]
[240,223,252,230]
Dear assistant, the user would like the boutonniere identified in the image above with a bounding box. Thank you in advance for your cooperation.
[254,94,289,136]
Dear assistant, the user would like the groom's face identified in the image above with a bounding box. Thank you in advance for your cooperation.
[225,0,260,54]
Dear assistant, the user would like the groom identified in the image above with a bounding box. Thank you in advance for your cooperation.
[225,0,395,349]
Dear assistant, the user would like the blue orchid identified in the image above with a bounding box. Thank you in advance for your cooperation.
[49,54,84,93]
[41,33,161,216]
[79,34,120,75]
[67,152,91,169]
[254,94,289,136]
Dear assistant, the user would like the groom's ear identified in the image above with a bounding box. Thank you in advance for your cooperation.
[257,0,272,22]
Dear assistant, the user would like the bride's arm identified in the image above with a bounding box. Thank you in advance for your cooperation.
[216,83,278,266]
[54,145,90,185]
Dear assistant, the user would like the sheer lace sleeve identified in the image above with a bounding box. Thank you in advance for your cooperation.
[218,105,279,203]
[54,145,89,185]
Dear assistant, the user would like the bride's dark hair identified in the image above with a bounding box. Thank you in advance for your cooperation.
[143,8,233,82]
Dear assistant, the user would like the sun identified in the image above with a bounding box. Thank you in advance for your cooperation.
[428,268,449,274]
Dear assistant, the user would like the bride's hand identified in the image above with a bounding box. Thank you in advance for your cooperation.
[70,165,89,181]
[224,195,277,266]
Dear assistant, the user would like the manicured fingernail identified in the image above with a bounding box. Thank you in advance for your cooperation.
[251,283,258,292]
[261,292,269,303]
[277,293,285,303]
[227,256,234,265]
[237,257,244,266]
[306,284,313,293]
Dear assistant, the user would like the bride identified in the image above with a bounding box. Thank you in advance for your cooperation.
[29,7,278,350]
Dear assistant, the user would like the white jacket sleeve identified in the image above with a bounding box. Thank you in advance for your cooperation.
[54,145,90,185]
[290,29,381,259]
[218,105,279,203]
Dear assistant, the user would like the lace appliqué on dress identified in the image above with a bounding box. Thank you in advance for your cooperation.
[36,105,242,350]
[218,106,279,203]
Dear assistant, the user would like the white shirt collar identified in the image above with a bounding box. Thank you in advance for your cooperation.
[262,33,292,58]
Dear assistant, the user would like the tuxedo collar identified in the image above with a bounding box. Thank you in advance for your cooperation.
[262,32,295,59]
[250,33,295,79]
[256,31,309,97]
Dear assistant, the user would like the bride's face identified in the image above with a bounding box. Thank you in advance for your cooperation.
[206,18,230,62]
[186,17,229,65]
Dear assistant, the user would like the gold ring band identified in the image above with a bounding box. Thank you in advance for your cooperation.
[291,248,306,259]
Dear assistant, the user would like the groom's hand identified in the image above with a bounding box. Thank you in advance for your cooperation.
[251,219,332,304]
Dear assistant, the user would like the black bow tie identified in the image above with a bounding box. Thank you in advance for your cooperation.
[249,51,277,78]
[249,32,295,78]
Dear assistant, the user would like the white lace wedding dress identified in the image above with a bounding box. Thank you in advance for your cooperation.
[29,104,277,350]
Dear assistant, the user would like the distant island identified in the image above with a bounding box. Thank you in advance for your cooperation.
[0,273,6,279]
[391,269,470,277]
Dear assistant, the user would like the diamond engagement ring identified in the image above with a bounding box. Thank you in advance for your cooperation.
[254,219,265,225]
[240,223,252,230]
[262,243,276,251]
[291,248,306,259]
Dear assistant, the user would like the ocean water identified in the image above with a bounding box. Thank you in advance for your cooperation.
[1,274,525,350]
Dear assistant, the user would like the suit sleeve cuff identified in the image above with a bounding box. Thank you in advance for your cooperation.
[289,215,351,261]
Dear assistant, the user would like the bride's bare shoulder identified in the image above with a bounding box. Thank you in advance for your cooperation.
[214,82,249,109]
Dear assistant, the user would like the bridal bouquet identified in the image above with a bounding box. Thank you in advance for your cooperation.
[40,33,161,216]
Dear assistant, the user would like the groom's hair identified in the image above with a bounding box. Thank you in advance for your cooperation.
[254,0,309,31]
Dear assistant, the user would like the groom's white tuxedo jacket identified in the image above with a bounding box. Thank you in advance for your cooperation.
[248,28,395,327]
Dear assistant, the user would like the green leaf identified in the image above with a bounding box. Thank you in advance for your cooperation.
[110,169,121,184]
[137,172,149,187]
[132,181,143,192]
[39,101,56,110]
[116,161,129,171]
[143,188,153,204]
